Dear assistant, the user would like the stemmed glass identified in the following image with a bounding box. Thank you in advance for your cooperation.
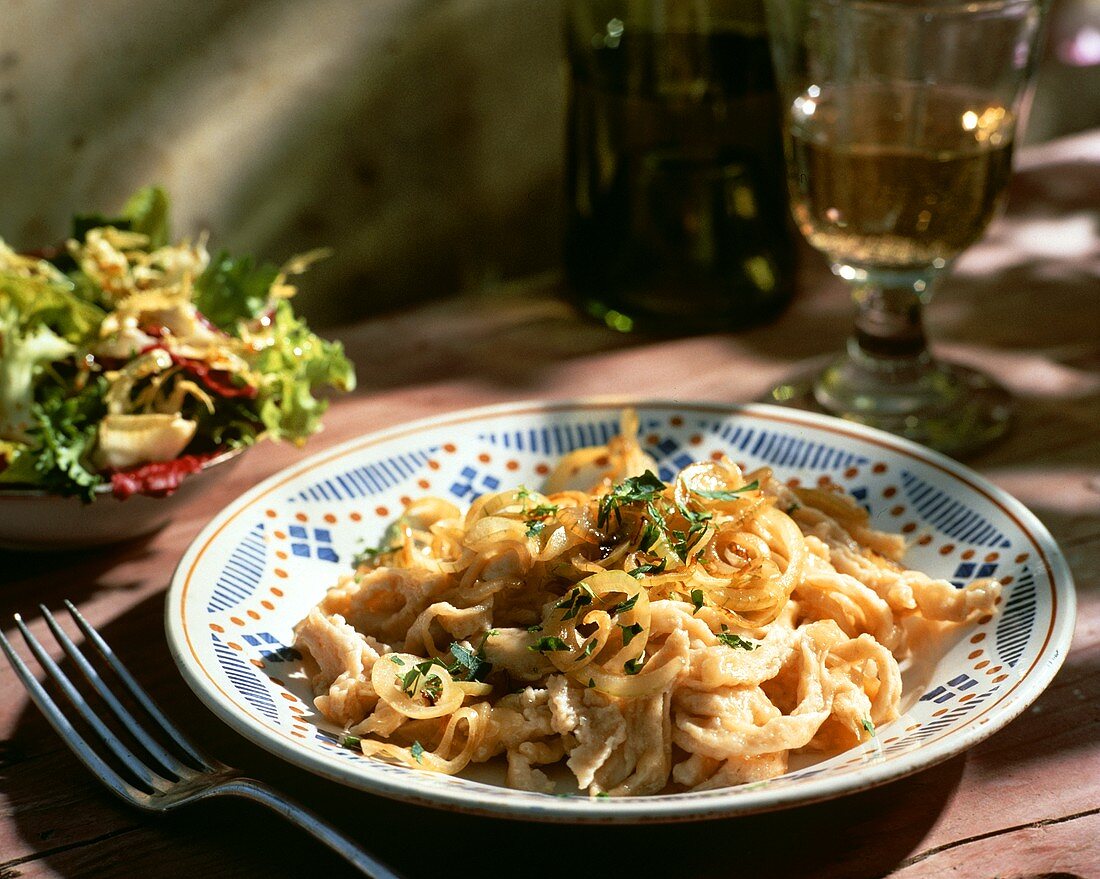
[764,0,1049,456]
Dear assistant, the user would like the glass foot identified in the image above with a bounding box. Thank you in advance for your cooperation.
[768,358,1012,458]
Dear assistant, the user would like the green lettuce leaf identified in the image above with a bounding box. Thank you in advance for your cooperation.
[254,300,355,443]
[193,251,281,332]
[71,185,171,248]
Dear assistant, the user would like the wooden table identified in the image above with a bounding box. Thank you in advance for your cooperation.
[3,132,1098,878]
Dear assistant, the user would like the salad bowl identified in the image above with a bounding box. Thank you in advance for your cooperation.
[0,447,246,550]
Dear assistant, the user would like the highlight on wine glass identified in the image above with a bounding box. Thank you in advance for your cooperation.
[764,0,1049,456]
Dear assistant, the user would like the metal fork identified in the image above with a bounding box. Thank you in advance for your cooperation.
[1,600,401,878]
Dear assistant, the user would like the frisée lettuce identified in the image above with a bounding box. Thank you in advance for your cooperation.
[0,187,355,500]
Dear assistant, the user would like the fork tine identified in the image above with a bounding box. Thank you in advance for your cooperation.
[63,600,214,770]
[12,614,169,793]
[0,627,148,806]
[40,604,191,780]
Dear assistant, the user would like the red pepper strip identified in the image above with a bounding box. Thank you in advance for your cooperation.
[108,451,221,499]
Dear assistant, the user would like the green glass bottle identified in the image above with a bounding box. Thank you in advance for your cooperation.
[564,0,795,334]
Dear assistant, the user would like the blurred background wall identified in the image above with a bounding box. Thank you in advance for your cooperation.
[0,0,1095,327]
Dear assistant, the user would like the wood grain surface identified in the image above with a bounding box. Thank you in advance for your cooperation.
[2,132,1098,879]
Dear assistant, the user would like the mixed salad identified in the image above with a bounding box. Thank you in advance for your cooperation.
[0,187,355,500]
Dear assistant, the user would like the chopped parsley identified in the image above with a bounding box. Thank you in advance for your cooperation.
[623,655,645,675]
[410,740,425,763]
[609,593,639,616]
[597,471,666,530]
[628,558,666,579]
[340,734,361,750]
[862,717,876,737]
[527,624,543,633]
[554,584,595,621]
[690,589,705,613]
[620,622,643,647]
[715,632,757,650]
[524,502,560,538]
[692,480,760,501]
[529,635,570,653]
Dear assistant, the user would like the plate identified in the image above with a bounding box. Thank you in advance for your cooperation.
[166,400,1075,823]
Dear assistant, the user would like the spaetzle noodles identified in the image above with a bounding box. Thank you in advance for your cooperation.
[293,411,999,796]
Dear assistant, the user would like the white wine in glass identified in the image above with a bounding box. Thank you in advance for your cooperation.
[765,0,1048,456]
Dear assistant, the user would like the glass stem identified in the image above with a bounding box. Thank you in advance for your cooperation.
[848,273,935,373]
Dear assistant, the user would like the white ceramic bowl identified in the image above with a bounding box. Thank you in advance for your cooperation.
[0,448,245,550]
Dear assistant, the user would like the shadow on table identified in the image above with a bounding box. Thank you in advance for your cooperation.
[4,590,975,879]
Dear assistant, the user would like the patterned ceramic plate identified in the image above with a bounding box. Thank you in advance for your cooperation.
[166,400,1075,823]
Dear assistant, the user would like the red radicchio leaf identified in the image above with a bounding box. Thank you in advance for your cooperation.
[169,353,258,399]
[108,451,221,499]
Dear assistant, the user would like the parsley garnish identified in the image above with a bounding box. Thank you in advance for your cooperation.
[527,624,543,633]
[628,558,666,578]
[862,717,876,736]
[609,593,639,616]
[620,622,643,647]
[389,655,405,666]
[524,502,560,538]
[555,584,595,621]
[690,589,705,613]
[715,632,757,650]
[529,636,570,653]
[410,740,425,763]
[692,480,760,501]
[597,471,666,530]
[340,734,361,750]
[624,655,645,675]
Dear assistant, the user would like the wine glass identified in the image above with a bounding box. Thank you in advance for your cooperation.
[764,0,1049,456]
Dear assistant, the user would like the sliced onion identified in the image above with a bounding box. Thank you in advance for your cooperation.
[371,653,463,719]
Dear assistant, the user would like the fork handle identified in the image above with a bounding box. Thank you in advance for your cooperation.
[204,777,405,878]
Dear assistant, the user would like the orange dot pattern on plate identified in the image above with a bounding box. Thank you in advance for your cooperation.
[710,451,725,461]
[478,453,491,463]
[375,506,388,517]
[350,512,362,522]
[670,416,683,427]
[872,463,887,473]
[250,659,265,669]
[271,587,284,597]
[265,509,277,518]
[443,443,456,453]
[275,550,287,560]
[939,544,955,555]
[418,479,430,489]
[230,616,245,627]
[690,435,702,445]
[428,460,440,471]
[274,568,288,579]
[890,505,905,516]
[506,460,519,471]
[968,649,983,660]
[970,632,986,644]
[324,514,337,524]
[1015,552,1029,563]
[535,463,549,475]
[992,674,1009,683]
[280,692,297,702]
[261,600,275,611]
[228,642,243,652]
[295,512,308,523]
[917,534,933,546]
[844,467,858,479]
[901,522,917,533]
[247,610,260,620]
[273,530,286,540]
[209,623,224,633]
[883,486,897,498]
